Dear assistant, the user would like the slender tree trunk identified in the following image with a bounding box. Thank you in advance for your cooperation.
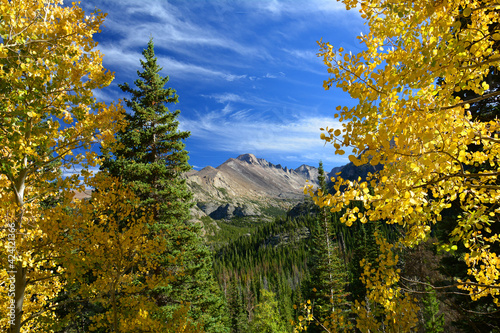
[9,263,27,333]
[323,208,335,313]
[112,284,118,332]
[9,166,28,333]
[339,231,347,266]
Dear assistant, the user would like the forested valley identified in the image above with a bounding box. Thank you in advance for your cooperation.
[2,0,500,332]
[209,171,500,332]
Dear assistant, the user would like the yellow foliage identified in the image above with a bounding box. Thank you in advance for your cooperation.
[0,0,124,331]
[312,0,500,329]
[51,173,176,332]
[354,234,419,331]
[293,299,354,333]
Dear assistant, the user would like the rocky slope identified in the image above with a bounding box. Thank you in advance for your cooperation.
[186,154,319,221]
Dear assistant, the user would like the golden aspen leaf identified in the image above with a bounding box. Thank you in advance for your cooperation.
[348,155,360,165]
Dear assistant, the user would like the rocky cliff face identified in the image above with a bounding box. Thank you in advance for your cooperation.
[186,154,319,221]
[294,164,319,182]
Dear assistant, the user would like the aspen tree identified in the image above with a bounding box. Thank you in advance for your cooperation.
[0,1,122,331]
[306,0,500,329]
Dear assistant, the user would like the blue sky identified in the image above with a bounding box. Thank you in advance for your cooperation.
[82,0,367,172]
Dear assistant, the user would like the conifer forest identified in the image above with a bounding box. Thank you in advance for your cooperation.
[1,0,500,332]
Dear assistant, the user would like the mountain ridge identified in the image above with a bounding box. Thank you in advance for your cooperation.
[186,153,320,224]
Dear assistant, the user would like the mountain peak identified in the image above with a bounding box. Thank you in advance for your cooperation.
[236,153,259,164]
[200,165,216,172]
[294,164,319,181]
[295,164,314,171]
[188,154,318,205]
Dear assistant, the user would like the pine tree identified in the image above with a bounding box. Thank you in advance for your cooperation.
[227,278,248,333]
[102,38,191,224]
[101,38,228,332]
[305,161,351,332]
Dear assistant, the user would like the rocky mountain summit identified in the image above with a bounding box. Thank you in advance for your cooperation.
[186,152,383,227]
[186,154,320,221]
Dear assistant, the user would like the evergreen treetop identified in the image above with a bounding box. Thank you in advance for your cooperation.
[102,38,192,225]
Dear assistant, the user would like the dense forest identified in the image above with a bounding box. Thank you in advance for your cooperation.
[1,0,500,332]
[210,197,500,332]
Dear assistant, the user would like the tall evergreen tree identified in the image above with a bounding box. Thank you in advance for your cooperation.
[102,38,191,222]
[101,38,228,332]
[304,161,351,332]
[227,278,248,333]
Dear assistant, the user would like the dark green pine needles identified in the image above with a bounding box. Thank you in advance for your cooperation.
[103,38,191,225]
[101,38,229,332]
[303,161,351,332]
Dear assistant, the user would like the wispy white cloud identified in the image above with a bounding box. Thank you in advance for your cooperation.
[85,0,270,84]
[88,0,361,85]
[180,105,343,164]
[262,0,283,15]
[91,88,117,104]
[99,45,248,82]
[205,93,246,104]
[91,0,358,68]
[312,0,349,12]
[224,74,248,81]
[287,152,350,166]
[282,48,318,61]
[249,0,346,16]
[92,0,256,55]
